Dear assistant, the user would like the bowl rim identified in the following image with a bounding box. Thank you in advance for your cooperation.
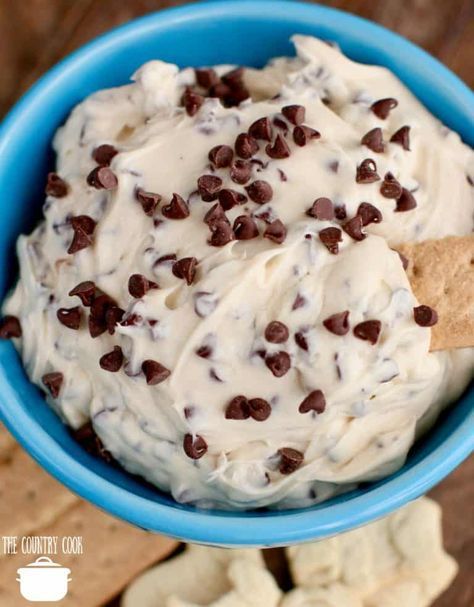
[0,0,473,546]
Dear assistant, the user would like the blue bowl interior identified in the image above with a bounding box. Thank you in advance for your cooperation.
[0,1,472,546]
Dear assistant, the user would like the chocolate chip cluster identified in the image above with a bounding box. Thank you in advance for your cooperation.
[0,78,440,480]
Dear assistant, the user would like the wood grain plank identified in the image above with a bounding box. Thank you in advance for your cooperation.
[0,0,472,118]
[0,0,88,114]
[431,456,474,607]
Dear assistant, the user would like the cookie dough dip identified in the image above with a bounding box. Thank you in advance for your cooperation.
[2,36,473,509]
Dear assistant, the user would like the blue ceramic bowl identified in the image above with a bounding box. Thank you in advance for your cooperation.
[0,0,472,547]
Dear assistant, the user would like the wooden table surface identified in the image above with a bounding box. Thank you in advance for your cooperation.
[0,1,472,605]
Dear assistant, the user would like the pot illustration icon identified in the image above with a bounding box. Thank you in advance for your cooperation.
[16,556,71,602]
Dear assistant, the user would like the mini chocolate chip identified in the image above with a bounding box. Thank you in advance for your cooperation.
[294,331,308,351]
[182,87,204,116]
[265,351,291,377]
[57,306,82,330]
[353,320,382,344]
[299,390,326,414]
[99,346,124,372]
[128,274,158,298]
[71,215,96,234]
[162,193,190,219]
[72,422,114,462]
[357,202,383,226]
[67,230,92,255]
[343,215,366,241]
[395,188,417,212]
[0,315,22,339]
[222,66,245,86]
[136,188,161,216]
[306,197,334,220]
[293,125,320,146]
[278,447,303,474]
[323,311,350,335]
[87,166,118,190]
[319,227,343,254]
[142,359,171,385]
[209,81,232,100]
[282,105,305,125]
[248,117,273,141]
[390,125,410,150]
[233,215,259,240]
[213,77,249,107]
[183,433,207,459]
[356,158,380,184]
[196,344,212,358]
[414,305,438,327]
[204,203,228,226]
[68,215,97,254]
[69,281,96,306]
[88,315,106,338]
[195,67,219,88]
[198,175,223,202]
[105,306,125,334]
[273,116,289,134]
[371,97,398,119]
[172,257,198,285]
[209,220,234,247]
[218,188,247,210]
[90,292,116,320]
[45,172,68,197]
[235,133,259,159]
[248,398,271,421]
[245,180,273,204]
[334,205,347,221]
[88,293,117,338]
[361,127,384,153]
[230,159,252,184]
[92,144,118,166]
[264,219,287,244]
[265,321,289,343]
[42,372,63,398]
[228,85,251,107]
[380,172,403,199]
[225,395,250,419]
[266,134,291,159]
[208,145,234,168]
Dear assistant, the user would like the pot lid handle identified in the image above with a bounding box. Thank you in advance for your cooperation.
[26,556,61,567]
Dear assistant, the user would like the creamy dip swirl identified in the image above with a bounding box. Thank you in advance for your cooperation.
[3,36,473,509]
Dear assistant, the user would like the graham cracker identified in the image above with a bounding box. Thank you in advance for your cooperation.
[0,501,178,607]
[0,424,178,606]
[0,435,78,539]
[398,235,474,351]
